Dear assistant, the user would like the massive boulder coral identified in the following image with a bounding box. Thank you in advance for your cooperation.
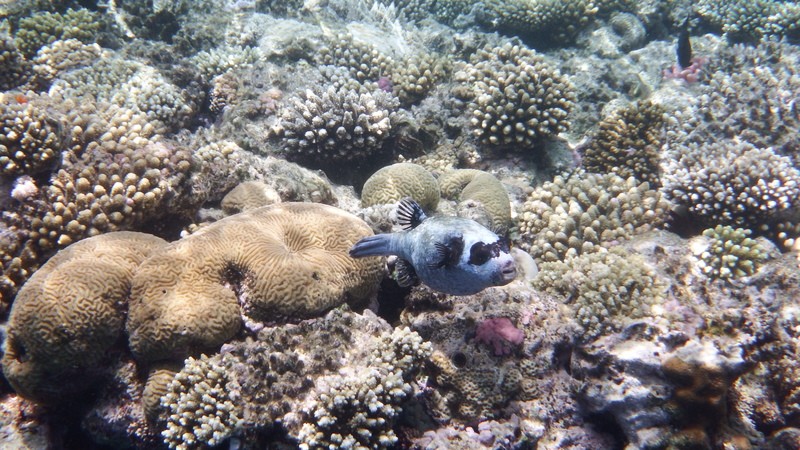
[438,169,512,234]
[1,232,167,403]
[126,202,383,365]
[360,162,440,211]
[454,42,575,150]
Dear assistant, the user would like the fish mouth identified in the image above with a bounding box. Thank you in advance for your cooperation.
[498,263,517,284]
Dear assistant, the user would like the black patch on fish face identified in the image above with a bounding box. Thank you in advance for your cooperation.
[468,238,509,266]
[430,235,464,269]
[397,198,427,230]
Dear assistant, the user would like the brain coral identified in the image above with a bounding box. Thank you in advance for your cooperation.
[360,162,440,211]
[2,232,167,403]
[126,202,383,364]
[454,42,575,150]
[438,169,512,234]
[220,181,282,214]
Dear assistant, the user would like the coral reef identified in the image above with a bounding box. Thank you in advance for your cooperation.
[275,86,401,182]
[315,33,394,85]
[221,180,282,214]
[161,354,243,450]
[478,0,599,45]
[127,202,383,364]
[534,247,665,339]
[0,99,62,176]
[2,232,167,403]
[390,52,450,106]
[583,100,665,187]
[360,162,440,211]
[13,8,101,58]
[158,308,431,449]
[518,171,669,262]
[697,225,768,279]
[0,34,30,90]
[438,169,511,234]
[662,140,800,234]
[454,42,575,150]
[696,0,800,42]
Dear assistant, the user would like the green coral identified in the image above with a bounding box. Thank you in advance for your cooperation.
[696,0,800,42]
[698,225,767,279]
[534,247,665,340]
[361,163,440,211]
[455,42,575,150]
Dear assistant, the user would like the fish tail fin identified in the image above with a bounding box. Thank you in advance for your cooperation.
[349,234,394,257]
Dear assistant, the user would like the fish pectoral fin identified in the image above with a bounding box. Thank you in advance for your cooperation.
[397,197,427,230]
[429,235,465,269]
[394,259,419,287]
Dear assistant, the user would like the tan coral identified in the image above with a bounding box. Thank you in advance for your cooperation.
[221,181,282,214]
[360,163,440,211]
[1,232,168,403]
[438,169,511,234]
[126,202,383,364]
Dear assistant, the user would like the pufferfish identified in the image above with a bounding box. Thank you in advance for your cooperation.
[349,198,517,295]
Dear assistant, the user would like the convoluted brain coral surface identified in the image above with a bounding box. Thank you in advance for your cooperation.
[2,231,168,402]
[126,202,384,363]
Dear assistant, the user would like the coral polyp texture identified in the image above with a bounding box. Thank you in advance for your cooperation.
[697,225,767,279]
[696,0,800,42]
[662,140,800,233]
[438,169,512,234]
[158,308,431,450]
[518,171,669,262]
[315,33,395,84]
[1,232,167,403]
[276,86,400,178]
[0,34,30,90]
[161,354,243,450]
[390,52,451,106]
[534,247,665,339]
[360,162,440,211]
[583,100,665,187]
[126,202,383,364]
[455,42,575,149]
[13,8,100,58]
[0,98,62,176]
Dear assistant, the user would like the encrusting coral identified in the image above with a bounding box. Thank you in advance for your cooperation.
[454,42,575,150]
[1,232,167,403]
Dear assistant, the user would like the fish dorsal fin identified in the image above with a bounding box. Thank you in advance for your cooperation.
[397,198,427,230]
[430,235,464,269]
[395,259,419,287]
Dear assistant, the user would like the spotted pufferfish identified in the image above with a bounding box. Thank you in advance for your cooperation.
[349,198,517,295]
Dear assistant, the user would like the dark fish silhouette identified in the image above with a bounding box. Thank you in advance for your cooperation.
[677,17,692,69]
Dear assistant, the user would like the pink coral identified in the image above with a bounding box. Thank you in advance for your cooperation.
[663,57,708,83]
[474,317,524,356]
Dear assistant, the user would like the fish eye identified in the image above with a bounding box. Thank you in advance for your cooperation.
[468,242,492,265]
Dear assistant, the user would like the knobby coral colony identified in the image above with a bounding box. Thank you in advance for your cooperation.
[2,0,800,449]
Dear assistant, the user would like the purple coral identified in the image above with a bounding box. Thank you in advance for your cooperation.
[474,317,524,356]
